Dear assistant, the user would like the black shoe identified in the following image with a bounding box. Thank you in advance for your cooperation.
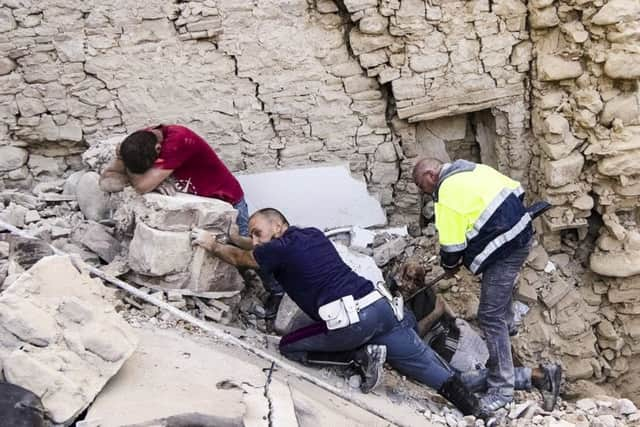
[438,373,481,416]
[537,363,562,411]
[263,293,283,319]
[354,344,387,393]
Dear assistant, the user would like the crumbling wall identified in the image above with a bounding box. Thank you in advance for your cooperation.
[0,0,535,224]
[528,0,640,403]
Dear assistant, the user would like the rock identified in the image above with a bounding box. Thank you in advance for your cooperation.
[591,0,640,25]
[616,398,637,416]
[600,93,639,125]
[123,192,244,294]
[28,154,66,177]
[537,55,583,81]
[76,171,111,221]
[0,255,137,424]
[591,415,616,427]
[0,7,16,32]
[373,237,408,267]
[349,28,394,55]
[128,221,193,277]
[527,244,549,270]
[598,150,640,176]
[590,248,640,277]
[274,294,315,335]
[0,202,28,227]
[530,6,559,29]
[604,51,640,79]
[15,94,46,117]
[575,398,597,412]
[0,56,16,75]
[0,146,28,172]
[544,151,584,187]
[63,170,86,195]
[359,15,387,35]
[75,222,122,263]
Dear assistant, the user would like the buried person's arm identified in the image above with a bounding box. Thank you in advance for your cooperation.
[191,228,259,269]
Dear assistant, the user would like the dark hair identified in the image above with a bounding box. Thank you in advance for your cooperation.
[250,208,289,226]
[120,130,159,174]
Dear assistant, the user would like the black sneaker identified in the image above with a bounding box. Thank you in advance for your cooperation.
[355,344,387,393]
[263,293,283,319]
[538,363,562,411]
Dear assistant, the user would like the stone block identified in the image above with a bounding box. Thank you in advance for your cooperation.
[349,28,394,55]
[537,55,583,81]
[597,150,640,176]
[373,237,407,266]
[75,222,122,263]
[601,93,639,125]
[590,248,640,277]
[128,221,192,277]
[539,278,572,308]
[0,146,28,172]
[274,294,314,335]
[544,151,584,187]
[530,6,559,29]
[0,255,137,425]
[76,171,112,222]
[343,0,378,13]
[604,51,640,79]
[122,193,245,294]
[591,0,640,26]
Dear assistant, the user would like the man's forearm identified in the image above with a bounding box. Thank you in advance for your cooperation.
[229,234,253,251]
[208,241,259,269]
[99,157,128,192]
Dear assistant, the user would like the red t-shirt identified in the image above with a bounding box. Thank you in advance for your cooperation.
[152,125,244,205]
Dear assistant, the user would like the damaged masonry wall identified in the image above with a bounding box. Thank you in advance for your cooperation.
[0,0,532,225]
[526,0,640,404]
[0,0,639,405]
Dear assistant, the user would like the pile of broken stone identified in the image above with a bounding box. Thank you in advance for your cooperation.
[0,142,639,426]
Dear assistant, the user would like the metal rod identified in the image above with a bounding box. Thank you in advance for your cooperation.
[0,219,410,427]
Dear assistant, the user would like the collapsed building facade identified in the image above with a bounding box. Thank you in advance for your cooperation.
[0,0,639,412]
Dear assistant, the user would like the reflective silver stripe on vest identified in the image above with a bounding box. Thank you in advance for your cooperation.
[441,242,467,252]
[469,213,531,273]
[466,186,524,241]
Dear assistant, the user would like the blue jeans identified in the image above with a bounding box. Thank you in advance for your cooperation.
[280,299,453,390]
[478,238,532,397]
[233,198,250,236]
[233,197,284,296]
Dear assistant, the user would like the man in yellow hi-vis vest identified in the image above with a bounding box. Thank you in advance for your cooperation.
[413,157,552,415]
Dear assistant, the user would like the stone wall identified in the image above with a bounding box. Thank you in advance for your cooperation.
[528,0,640,403]
[0,0,536,225]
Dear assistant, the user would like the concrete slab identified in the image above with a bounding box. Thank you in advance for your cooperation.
[237,164,387,230]
[84,325,430,427]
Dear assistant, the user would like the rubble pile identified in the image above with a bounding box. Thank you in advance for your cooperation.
[0,255,137,424]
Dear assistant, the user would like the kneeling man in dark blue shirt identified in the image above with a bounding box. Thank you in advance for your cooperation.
[191,208,481,416]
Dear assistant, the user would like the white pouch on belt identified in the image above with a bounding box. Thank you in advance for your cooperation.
[318,295,360,330]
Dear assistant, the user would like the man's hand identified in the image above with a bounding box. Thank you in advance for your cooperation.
[154,180,177,196]
[191,228,218,251]
[228,222,241,242]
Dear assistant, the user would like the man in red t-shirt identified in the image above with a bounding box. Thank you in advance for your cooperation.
[100,125,284,316]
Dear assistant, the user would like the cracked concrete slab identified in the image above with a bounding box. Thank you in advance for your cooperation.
[83,325,428,427]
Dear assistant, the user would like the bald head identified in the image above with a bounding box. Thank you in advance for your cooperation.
[248,208,289,246]
[413,157,443,194]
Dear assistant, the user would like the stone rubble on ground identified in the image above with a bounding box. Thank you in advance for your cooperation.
[0,255,137,425]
